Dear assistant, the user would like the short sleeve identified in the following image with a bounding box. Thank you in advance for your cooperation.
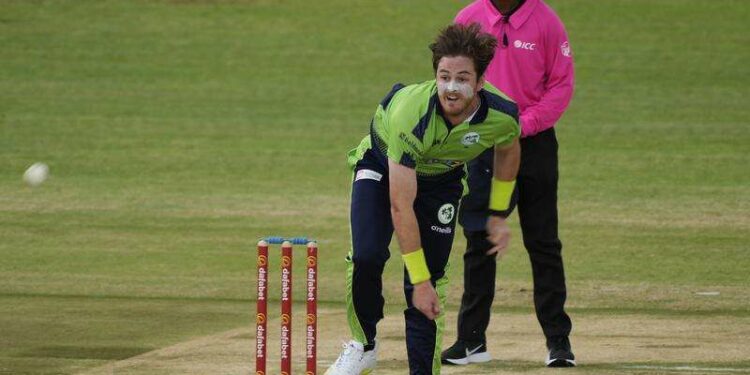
[384,102,424,168]
[494,117,520,148]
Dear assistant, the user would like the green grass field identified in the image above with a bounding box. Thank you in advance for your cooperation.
[1,0,749,374]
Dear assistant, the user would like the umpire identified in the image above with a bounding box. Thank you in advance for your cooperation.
[442,0,576,368]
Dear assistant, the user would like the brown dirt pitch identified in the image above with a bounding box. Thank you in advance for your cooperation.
[77,305,748,375]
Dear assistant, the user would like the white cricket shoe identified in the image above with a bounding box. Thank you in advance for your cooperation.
[324,340,377,375]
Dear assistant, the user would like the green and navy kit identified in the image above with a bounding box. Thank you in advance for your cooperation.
[348,80,520,176]
[344,80,519,374]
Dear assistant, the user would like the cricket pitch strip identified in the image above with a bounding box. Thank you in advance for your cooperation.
[78,306,749,375]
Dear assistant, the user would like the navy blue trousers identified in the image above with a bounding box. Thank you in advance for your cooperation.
[348,147,463,374]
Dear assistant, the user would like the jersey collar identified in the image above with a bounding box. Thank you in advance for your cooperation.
[483,0,538,29]
[469,91,489,125]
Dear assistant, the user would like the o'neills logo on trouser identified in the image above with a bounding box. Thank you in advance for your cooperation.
[431,225,452,234]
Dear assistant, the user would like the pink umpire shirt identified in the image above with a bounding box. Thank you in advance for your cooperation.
[455,0,574,137]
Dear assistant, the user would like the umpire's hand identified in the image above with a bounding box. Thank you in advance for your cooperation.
[486,215,511,257]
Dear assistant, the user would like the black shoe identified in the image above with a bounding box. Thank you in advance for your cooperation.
[546,336,576,367]
[441,339,491,365]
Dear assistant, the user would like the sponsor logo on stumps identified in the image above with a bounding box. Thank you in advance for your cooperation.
[257,239,318,373]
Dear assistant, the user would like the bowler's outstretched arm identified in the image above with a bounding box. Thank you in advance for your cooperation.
[388,160,440,320]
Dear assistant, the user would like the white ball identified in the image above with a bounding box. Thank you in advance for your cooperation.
[23,162,49,187]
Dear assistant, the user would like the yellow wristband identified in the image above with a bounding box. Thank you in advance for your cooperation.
[489,178,516,211]
[402,249,431,284]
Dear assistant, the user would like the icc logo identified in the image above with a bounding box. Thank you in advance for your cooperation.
[281,314,291,325]
[307,256,316,267]
[281,256,291,267]
[256,371,265,375]
[514,40,536,50]
[306,314,316,325]
[258,255,267,267]
[256,313,266,324]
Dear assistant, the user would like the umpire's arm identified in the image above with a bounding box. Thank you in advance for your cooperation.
[486,138,521,256]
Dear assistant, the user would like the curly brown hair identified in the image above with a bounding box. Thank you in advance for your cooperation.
[429,23,497,80]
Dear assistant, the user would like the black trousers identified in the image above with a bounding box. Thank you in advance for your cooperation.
[457,128,572,342]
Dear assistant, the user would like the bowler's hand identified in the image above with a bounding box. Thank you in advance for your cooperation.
[412,281,440,320]
[486,215,511,257]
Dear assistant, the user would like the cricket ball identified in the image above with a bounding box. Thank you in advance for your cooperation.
[23,162,49,187]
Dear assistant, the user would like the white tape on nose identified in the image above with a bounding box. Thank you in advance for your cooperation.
[438,80,474,99]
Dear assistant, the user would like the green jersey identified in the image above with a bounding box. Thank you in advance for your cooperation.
[348,80,520,177]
